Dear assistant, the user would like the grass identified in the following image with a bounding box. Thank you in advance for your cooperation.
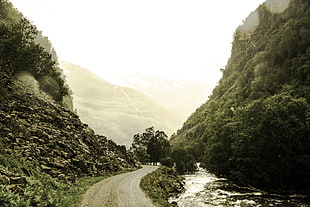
[0,149,137,207]
[0,151,78,207]
[140,166,184,207]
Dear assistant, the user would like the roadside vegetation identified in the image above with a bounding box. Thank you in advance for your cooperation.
[140,166,184,207]
[131,127,197,174]
[0,150,137,207]
[0,150,76,207]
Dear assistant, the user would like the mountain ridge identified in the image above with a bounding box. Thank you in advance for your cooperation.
[61,61,177,147]
[171,0,310,193]
[113,72,213,129]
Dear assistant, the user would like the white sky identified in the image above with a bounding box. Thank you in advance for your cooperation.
[9,0,265,86]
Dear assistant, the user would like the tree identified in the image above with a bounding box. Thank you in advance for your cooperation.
[147,130,170,163]
[230,93,310,190]
[131,127,170,164]
[171,147,197,174]
[169,0,310,191]
[0,18,69,103]
[130,131,151,163]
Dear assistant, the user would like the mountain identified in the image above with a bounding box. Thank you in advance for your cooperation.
[61,62,177,147]
[114,73,213,128]
[171,0,310,193]
[0,1,136,206]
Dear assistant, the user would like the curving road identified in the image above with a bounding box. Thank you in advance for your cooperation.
[80,165,158,207]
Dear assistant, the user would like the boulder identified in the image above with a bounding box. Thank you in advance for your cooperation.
[9,176,27,185]
[0,175,10,185]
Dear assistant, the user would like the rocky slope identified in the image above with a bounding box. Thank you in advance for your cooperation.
[0,79,137,181]
[0,1,139,205]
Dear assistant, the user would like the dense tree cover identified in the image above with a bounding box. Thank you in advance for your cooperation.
[171,147,197,174]
[0,0,70,105]
[131,127,170,164]
[229,93,309,190]
[171,0,310,193]
[131,127,197,174]
[0,0,23,24]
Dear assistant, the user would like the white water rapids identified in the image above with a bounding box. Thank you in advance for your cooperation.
[169,166,309,207]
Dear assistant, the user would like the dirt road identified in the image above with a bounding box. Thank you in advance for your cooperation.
[80,165,158,207]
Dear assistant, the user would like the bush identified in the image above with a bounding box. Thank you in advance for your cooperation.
[161,157,174,168]
[171,147,197,174]
[0,152,80,207]
[140,166,184,207]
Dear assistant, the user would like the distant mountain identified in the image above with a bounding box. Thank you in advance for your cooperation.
[61,62,177,147]
[114,72,213,130]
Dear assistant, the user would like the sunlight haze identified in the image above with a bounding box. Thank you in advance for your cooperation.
[9,0,265,87]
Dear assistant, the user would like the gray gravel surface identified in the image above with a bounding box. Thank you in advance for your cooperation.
[80,165,158,207]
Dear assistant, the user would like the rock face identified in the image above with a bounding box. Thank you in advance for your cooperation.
[0,81,137,182]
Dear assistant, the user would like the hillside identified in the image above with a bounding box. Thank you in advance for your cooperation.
[171,0,310,193]
[0,1,136,206]
[61,62,178,147]
[115,72,213,129]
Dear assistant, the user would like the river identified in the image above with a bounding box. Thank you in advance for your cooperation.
[170,166,309,207]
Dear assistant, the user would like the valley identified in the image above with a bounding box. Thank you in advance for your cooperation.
[61,61,212,147]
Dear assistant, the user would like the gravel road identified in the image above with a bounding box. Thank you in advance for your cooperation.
[80,165,158,207]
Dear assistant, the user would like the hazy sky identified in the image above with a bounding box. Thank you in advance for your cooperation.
[10,0,265,86]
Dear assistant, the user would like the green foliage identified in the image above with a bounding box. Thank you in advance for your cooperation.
[131,127,197,175]
[147,131,170,163]
[172,0,310,193]
[171,147,197,174]
[131,127,170,164]
[140,166,184,207]
[229,93,310,191]
[0,1,70,105]
[0,0,23,24]
[0,151,137,207]
[0,152,79,207]
[161,157,174,168]
[133,148,150,164]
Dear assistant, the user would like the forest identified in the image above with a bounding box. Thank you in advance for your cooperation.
[171,0,310,193]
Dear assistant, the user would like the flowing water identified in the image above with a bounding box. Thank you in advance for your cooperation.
[170,167,309,207]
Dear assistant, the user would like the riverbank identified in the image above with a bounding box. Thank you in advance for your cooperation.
[140,166,185,206]
[170,167,310,207]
